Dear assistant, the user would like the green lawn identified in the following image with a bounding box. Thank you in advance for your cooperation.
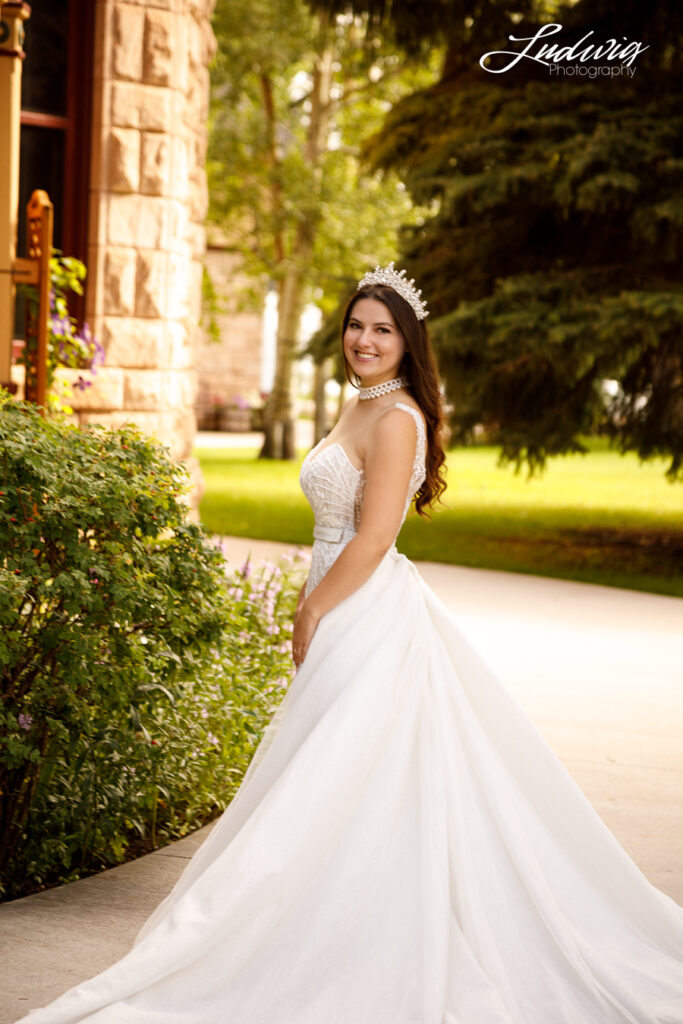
[194,438,683,597]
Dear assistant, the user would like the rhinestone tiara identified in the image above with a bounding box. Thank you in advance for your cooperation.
[357,262,429,321]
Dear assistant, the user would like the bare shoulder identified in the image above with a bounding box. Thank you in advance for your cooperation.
[367,403,423,459]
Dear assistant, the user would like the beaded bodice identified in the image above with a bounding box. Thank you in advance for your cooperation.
[299,402,426,593]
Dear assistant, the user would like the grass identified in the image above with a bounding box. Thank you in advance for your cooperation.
[194,438,683,598]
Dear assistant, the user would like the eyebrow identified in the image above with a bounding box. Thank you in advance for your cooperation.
[349,317,394,327]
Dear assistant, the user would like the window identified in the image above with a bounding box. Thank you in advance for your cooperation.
[16,0,95,331]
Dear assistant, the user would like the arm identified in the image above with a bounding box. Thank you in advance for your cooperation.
[292,578,307,631]
[292,408,418,667]
[295,581,307,613]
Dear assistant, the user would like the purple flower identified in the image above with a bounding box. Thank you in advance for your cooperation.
[18,713,33,731]
[239,559,252,579]
[51,315,68,338]
[73,375,93,391]
[88,334,105,373]
[213,537,232,570]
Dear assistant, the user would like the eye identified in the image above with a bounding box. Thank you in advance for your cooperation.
[376,326,391,334]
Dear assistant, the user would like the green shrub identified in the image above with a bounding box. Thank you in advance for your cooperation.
[0,397,303,899]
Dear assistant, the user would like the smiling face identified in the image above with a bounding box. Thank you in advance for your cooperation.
[342,297,406,388]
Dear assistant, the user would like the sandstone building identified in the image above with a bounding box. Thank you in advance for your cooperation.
[5,0,217,504]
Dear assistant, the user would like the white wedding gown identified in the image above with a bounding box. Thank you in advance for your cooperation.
[17,402,683,1024]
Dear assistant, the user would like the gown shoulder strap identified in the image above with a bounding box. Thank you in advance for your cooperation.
[392,401,426,438]
[391,402,427,468]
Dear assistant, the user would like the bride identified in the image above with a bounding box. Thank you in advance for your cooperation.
[17,265,683,1023]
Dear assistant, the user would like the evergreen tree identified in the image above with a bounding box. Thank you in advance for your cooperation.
[311,0,683,478]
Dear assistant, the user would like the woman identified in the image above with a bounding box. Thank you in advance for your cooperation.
[17,265,683,1023]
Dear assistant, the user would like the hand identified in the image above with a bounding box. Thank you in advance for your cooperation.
[292,604,319,668]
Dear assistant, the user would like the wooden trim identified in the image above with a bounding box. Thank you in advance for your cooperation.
[33,191,53,408]
[15,0,94,328]
[0,0,31,56]
[20,110,69,129]
[1,2,32,14]
[63,0,95,273]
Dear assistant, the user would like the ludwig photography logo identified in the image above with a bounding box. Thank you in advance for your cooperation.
[480,22,649,79]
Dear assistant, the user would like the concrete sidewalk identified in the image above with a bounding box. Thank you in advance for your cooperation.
[1,538,682,1022]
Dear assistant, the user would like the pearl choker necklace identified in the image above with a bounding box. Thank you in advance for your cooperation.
[358,376,408,400]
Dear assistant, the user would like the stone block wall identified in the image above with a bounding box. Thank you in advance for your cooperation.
[195,246,265,427]
[68,0,217,508]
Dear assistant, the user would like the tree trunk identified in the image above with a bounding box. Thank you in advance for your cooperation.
[313,358,330,445]
[260,23,334,459]
[260,270,309,459]
[336,379,347,422]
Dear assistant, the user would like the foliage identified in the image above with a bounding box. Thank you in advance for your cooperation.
[317,0,683,480]
[0,398,302,898]
[313,0,683,479]
[7,557,301,901]
[307,0,532,58]
[20,253,104,414]
[209,0,434,296]
[195,440,683,597]
[201,264,223,345]
[208,0,440,456]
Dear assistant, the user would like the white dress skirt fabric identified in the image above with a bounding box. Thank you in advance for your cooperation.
[16,403,683,1024]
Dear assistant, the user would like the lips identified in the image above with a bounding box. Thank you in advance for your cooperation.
[353,350,378,362]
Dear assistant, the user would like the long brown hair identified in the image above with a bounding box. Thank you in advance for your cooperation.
[341,283,447,517]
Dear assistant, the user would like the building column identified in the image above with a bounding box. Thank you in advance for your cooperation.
[0,2,30,391]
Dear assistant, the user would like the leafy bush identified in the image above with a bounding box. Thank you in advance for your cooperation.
[0,397,303,899]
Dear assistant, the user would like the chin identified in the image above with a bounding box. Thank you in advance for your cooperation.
[347,354,380,373]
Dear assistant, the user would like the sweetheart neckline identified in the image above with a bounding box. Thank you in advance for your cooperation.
[305,440,363,475]
[304,403,425,477]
